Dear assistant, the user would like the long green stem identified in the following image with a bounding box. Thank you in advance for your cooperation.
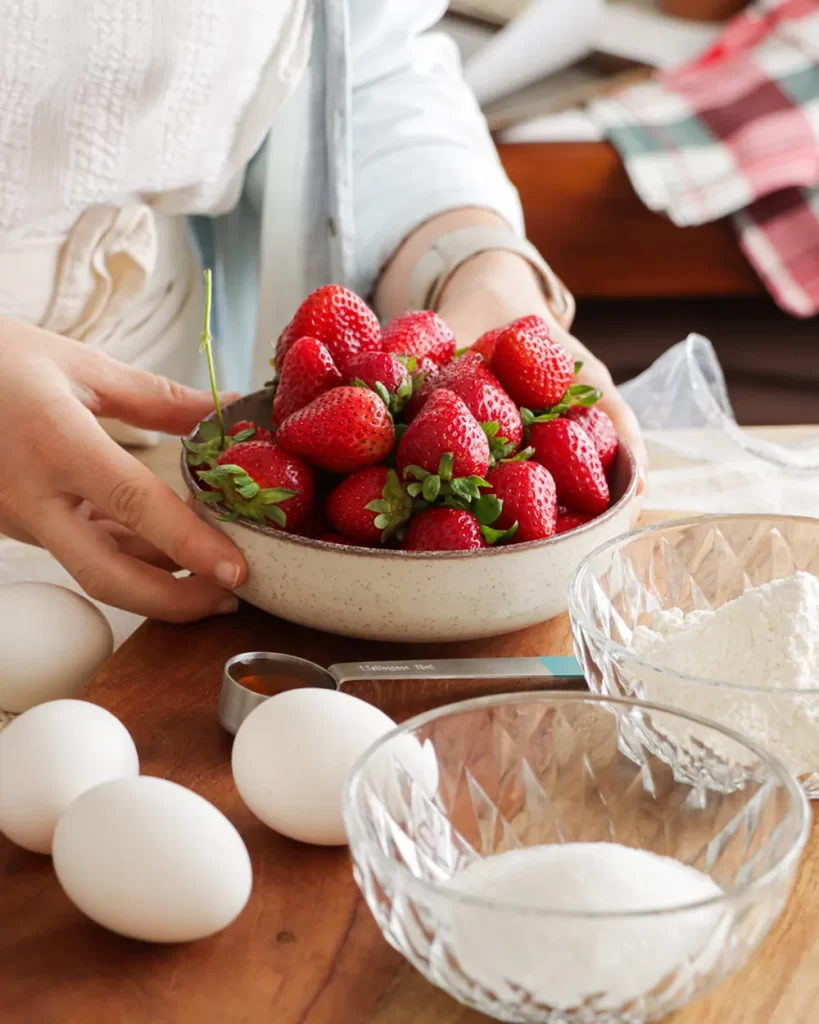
[199,268,225,442]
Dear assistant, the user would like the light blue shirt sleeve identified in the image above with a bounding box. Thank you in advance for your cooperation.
[348,0,524,299]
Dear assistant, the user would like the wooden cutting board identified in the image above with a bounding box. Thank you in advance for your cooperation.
[1,554,818,1023]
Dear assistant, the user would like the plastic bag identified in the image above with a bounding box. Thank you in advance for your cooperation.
[620,334,819,471]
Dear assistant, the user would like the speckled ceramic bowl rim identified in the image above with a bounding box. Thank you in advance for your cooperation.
[342,690,810,919]
[569,513,819,696]
[181,390,638,560]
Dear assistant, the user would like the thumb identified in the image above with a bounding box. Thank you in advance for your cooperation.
[76,349,239,434]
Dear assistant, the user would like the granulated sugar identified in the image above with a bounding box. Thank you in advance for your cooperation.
[631,571,819,689]
[445,843,723,1011]
[628,572,819,778]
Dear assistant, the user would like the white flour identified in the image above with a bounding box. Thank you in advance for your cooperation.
[631,572,819,689]
[628,572,819,779]
[444,843,724,1011]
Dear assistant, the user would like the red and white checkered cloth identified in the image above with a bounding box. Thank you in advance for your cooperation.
[591,0,819,317]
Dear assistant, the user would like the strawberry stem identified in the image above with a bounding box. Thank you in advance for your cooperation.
[199,269,225,444]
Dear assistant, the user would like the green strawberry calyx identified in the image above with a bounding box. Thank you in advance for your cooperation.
[501,445,535,463]
[472,492,518,545]
[351,375,412,417]
[183,423,256,468]
[196,464,296,527]
[394,354,418,373]
[404,453,518,545]
[519,383,602,427]
[404,454,490,509]
[394,354,433,391]
[363,469,413,543]
[481,421,518,464]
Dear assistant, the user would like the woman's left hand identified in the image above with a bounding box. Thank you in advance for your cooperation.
[436,250,648,489]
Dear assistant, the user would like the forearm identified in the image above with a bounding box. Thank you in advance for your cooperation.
[374,208,553,344]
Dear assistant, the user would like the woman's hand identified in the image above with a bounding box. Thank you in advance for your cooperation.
[436,250,649,484]
[0,319,247,621]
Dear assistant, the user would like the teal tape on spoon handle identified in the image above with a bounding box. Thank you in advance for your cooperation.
[538,656,584,678]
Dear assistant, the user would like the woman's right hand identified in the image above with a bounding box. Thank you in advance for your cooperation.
[0,318,247,621]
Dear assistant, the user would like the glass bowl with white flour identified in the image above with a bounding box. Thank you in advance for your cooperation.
[570,514,819,795]
[343,692,808,1023]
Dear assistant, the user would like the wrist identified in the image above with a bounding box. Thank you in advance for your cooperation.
[437,249,557,347]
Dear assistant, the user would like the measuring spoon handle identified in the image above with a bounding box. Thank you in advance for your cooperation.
[330,656,583,686]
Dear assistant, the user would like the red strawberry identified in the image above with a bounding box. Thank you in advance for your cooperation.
[405,350,486,422]
[403,508,486,552]
[529,419,609,515]
[445,369,523,454]
[197,441,316,531]
[275,285,381,372]
[345,351,412,415]
[228,420,275,444]
[382,311,456,368]
[491,316,574,410]
[325,466,412,545]
[471,325,505,362]
[555,509,595,534]
[272,336,343,426]
[397,389,490,481]
[565,406,619,472]
[486,461,557,542]
[276,386,395,473]
[413,354,440,376]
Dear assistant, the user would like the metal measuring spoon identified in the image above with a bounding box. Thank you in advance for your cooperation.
[219,652,585,735]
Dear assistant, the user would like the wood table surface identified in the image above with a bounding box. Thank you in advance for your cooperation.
[2,433,819,1024]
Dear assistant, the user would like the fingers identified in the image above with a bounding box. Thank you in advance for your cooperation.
[91,520,181,571]
[51,409,247,588]
[62,427,246,588]
[69,345,239,434]
[32,506,239,622]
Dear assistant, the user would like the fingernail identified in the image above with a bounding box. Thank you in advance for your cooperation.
[215,561,241,588]
[217,596,239,616]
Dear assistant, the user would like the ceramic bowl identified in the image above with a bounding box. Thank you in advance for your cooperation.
[182,390,639,642]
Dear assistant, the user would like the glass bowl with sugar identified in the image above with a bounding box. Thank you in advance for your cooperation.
[342,692,808,1023]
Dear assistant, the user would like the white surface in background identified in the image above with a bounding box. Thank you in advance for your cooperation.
[464,0,604,106]
[499,108,603,141]
[595,5,720,69]
[440,14,496,62]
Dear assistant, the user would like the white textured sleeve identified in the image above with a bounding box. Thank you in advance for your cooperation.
[349,0,524,298]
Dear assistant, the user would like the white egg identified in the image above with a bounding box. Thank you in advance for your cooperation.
[0,699,139,853]
[53,776,252,943]
[0,583,113,713]
[232,688,437,847]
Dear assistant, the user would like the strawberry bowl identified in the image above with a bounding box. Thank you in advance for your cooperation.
[183,390,639,643]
